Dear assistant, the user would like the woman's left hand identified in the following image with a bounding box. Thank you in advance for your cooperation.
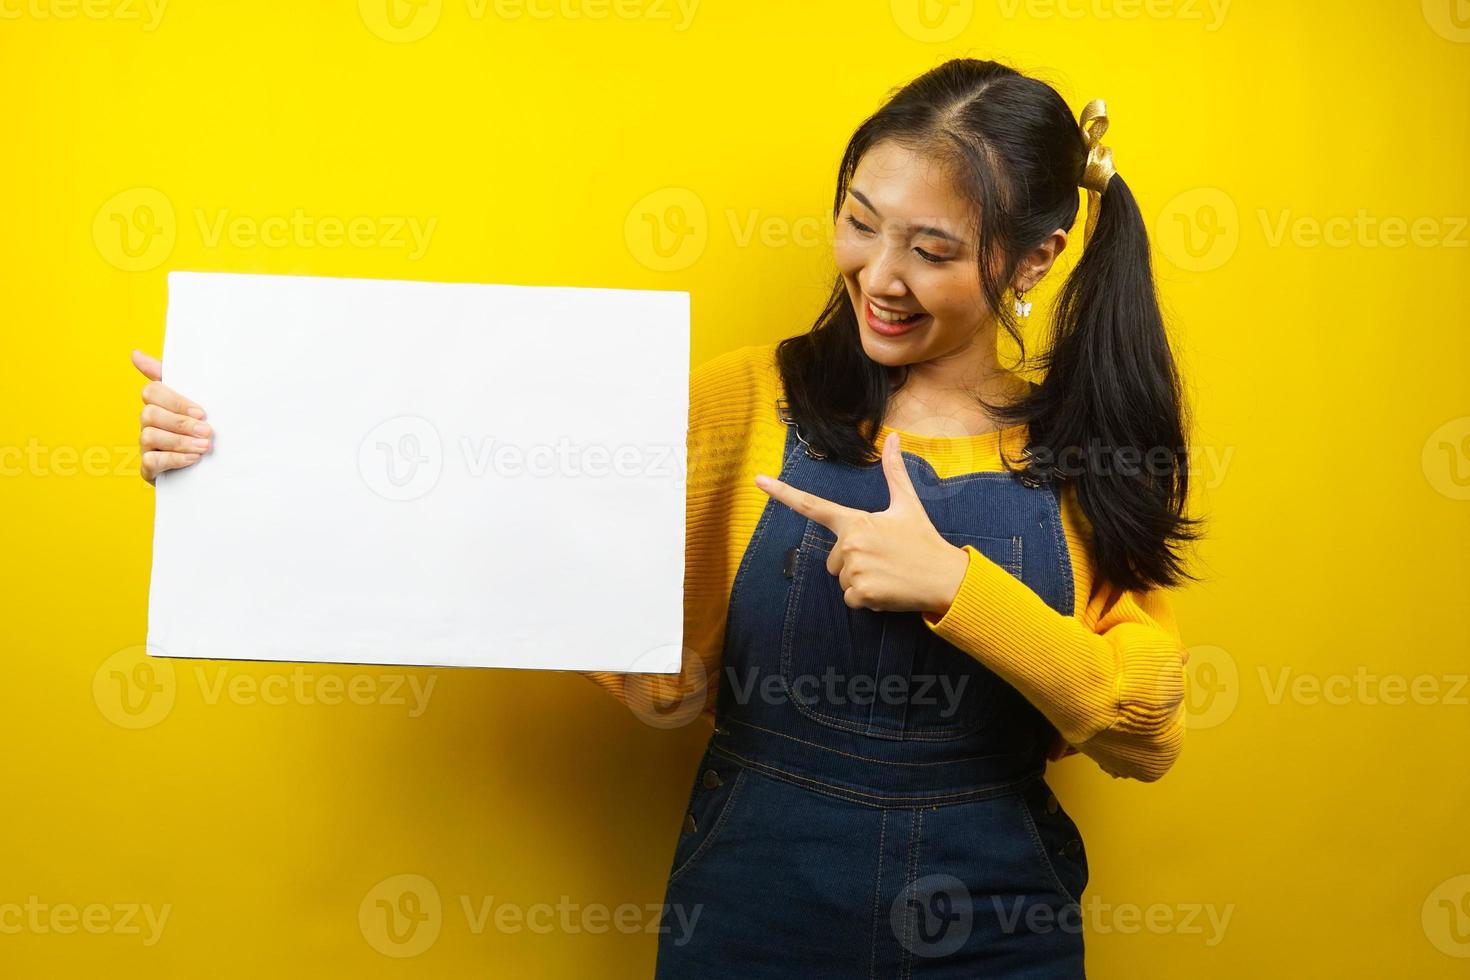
[755,431,970,615]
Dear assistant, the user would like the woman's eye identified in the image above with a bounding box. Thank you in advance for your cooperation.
[846,214,949,264]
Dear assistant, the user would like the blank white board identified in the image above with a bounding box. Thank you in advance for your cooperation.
[147,271,688,672]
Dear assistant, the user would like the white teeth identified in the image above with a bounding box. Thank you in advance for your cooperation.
[869,301,922,324]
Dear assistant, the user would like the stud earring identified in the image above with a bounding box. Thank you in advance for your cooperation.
[1014,287,1032,319]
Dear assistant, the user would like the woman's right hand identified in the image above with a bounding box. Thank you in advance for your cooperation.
[131,349,212,486]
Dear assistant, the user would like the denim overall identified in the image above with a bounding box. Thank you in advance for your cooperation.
[655,400,1090,979]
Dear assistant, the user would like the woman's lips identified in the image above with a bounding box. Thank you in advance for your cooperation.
[864,299,929,336]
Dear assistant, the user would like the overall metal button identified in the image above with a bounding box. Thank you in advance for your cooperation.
[1045,793,1059,814]
[775,396,827,460]
[682,814,698,834]
[702,769,723,790]
[1061,838,1081,858]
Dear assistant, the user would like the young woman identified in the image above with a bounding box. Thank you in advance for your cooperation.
[132,57,1199,978]
[582,58,1201,977]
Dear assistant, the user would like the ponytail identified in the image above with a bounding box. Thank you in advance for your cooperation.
[1022,173,1204,592]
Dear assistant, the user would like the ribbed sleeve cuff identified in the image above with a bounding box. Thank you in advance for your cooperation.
[920,544,1123,746]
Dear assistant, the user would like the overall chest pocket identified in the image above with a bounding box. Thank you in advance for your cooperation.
[779,518,1024,740]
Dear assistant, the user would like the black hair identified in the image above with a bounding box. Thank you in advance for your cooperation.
[774,57,1203,592]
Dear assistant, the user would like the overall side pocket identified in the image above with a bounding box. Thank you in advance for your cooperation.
[667,752,750,886]
[1015,779,1090,907]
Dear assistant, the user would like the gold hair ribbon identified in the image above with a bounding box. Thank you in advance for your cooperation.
[1078,98,1115,246]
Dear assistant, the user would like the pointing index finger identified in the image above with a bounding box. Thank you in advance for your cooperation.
[754,473,853,534]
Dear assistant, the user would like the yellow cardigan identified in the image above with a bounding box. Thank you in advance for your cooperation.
[584,343,1190,783]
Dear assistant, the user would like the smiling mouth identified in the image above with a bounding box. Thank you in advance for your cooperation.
[868,302,926,325]
[863,298,930,334]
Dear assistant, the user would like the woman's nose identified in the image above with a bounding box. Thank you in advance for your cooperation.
[863,250,909,298]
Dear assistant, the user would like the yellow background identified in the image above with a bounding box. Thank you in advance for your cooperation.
[3,0,1469,975]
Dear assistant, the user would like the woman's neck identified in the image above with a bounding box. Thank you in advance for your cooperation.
[883,365,1031,438]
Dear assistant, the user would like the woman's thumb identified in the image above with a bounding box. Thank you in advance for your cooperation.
[131,348,162,383]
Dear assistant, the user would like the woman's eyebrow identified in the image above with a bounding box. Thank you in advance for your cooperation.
[849,187,963,244]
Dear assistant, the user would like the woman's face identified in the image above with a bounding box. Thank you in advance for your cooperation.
[833,139,997,368]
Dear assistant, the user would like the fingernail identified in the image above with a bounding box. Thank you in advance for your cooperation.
[186,407,206,419]
[190,438,210,450]
[193,422,210,436]
[754,474,770,488]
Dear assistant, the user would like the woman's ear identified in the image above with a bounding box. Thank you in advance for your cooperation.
[1012,227,1070,292]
